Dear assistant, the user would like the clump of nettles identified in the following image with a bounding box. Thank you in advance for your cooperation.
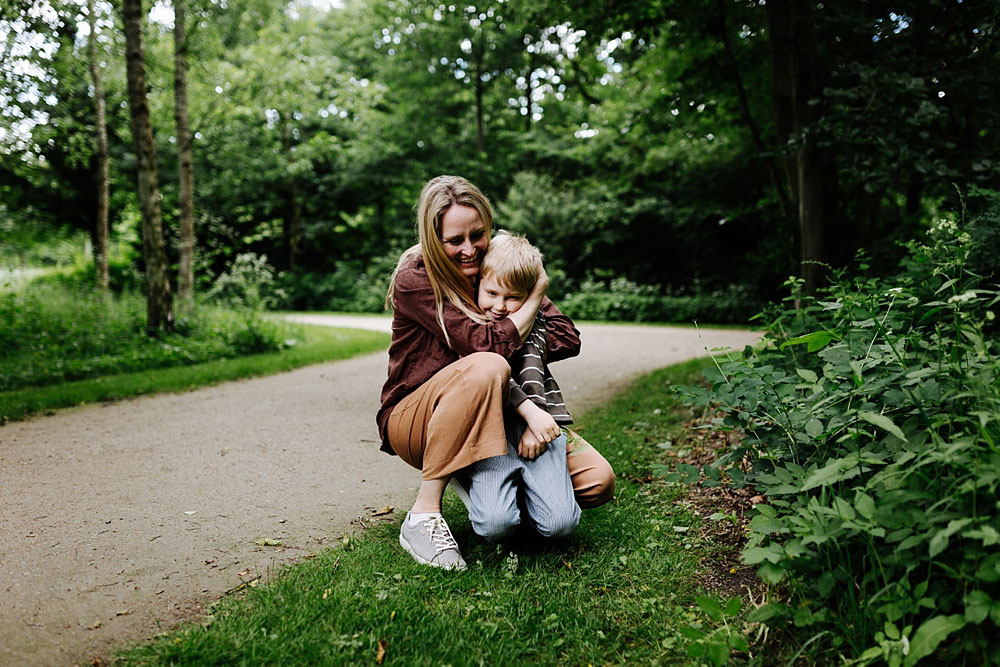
[206,253,292,354]
[675,200,1000,665]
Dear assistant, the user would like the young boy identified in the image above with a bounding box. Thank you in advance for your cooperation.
[459,231,583,541]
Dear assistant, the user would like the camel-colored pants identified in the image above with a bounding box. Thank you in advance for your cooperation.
[386,352,615,509]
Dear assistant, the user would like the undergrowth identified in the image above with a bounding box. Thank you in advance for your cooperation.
[676,206,1000,664]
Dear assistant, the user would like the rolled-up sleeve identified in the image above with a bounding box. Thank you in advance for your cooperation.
[539,298,580,363]
[393,266,522,358]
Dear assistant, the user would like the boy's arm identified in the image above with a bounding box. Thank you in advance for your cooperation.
[539,298,580,363]
[515,399,560,461]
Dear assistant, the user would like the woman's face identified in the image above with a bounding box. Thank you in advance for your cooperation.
[439,204,488,280]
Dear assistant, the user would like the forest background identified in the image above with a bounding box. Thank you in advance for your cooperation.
[4,0,998,326]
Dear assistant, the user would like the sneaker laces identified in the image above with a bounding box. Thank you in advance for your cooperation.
[427,516,460,555]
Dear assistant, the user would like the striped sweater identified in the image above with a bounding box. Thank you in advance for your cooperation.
[507,314,572,424]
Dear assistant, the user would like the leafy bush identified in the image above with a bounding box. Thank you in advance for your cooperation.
[273,256,394,313]
[559,278,764,324]
[0,281,293,392]
[676,211,1000,663]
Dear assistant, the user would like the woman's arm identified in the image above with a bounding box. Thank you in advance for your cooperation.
[539,297,581,363]
[506,266,548,342]
[392,260,522,357]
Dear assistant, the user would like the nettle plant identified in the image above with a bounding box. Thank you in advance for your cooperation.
[677,218,1000,664]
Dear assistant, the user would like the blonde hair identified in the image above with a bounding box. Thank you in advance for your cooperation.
[480,231,543,296]
[386,175,493,346]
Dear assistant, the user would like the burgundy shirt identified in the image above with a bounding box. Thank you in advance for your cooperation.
[376,253,581,453]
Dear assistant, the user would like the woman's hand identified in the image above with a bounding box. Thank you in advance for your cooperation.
[507,267,549,342]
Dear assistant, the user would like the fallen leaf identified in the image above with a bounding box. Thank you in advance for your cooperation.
[116,610,131,616]
[390,610,396,621]
[238,569,251,577]
[254,538,282,547]
[371,506,395,516]
[376,639,387,664]
[249,579,259,588]
[92,620,102,629]
[750,496,764,504]
[183,511,197,516]
[322,588,331,599]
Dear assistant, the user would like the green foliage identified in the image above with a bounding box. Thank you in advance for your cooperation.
[0,281,293,393]
[559,277,763,325]
[676,203,1000,663]
[677,596,749,665]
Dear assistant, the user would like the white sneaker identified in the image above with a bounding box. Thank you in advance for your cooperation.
[399,512,467,571]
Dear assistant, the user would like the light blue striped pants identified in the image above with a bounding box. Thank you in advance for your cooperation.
[462,412,581,541]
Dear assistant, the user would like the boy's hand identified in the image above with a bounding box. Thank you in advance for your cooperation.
[515,401,559,460]
[517,428,547,460]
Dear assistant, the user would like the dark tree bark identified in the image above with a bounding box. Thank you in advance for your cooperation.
[174,0,195,305]
[278,115,301,270]
[122,0,174,333]
[767,0,827,295]
[473,34,485,153]
[87,0,109,293]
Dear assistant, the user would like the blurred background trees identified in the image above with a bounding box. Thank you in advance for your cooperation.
[2,0,998,326]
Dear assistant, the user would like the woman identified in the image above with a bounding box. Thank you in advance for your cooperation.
[378,175,614,570]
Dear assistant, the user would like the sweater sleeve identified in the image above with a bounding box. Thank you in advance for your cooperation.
[393,262,522,358]
[539,297,581,363]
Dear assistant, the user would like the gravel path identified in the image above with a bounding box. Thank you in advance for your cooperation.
[0,316,759,665]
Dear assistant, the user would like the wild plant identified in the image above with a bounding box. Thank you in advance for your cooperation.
[676,213,1000,664]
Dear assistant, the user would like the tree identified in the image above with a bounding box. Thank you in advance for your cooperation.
[174,0,195,304]
[122,0,173,332]
[87,0,110,293]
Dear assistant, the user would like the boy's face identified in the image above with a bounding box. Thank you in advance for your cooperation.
[478,274,526,320]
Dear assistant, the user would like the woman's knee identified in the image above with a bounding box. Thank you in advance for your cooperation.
[577,467,616,509]
[462,352,510,385]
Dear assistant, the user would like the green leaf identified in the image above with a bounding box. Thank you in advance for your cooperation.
[727,631,749,652]
[964,591,992,624]
[858,410,908,442]
[758,563,785,584]
[929,519,973,557]
[696,596,725,622]
[707,640,729,666]
[801,454,860,491]
[855,492,876,521]
[805,418,824,438]
[678,626,706,640]
[746,602,787,623]
[903,615,966,667]
[780,330,838,352]
[724,597,741,617]
[795,368,818,383]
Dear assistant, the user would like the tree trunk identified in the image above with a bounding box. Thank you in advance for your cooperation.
[473,33,484,153]
[122,0,173,333]
[278,116,300,270]
[713,0,790,223]
[767,0,826,295]
[174,0,195,306]
[87,0,109,294]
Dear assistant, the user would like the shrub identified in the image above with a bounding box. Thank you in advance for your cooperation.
[676,208,1000,663]
[559,278,764,325]
[0,281,292,392]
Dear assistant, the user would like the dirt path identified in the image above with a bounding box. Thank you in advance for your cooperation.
[0,316,759,665]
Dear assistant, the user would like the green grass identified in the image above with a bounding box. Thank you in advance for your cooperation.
[0,324,389,422]
[115,357,752,665]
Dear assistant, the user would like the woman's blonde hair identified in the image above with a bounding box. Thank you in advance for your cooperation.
[386,175,493,346]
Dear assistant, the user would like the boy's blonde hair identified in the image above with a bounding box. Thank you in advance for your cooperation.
[480,230,543,295]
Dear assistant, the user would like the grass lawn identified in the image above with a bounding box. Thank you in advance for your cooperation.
[0,324,389,422]
[114,357,761,665]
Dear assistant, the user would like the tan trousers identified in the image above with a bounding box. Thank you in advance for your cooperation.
[387,352,615,509]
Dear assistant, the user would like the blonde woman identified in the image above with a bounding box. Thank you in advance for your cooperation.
[378,175,614,570]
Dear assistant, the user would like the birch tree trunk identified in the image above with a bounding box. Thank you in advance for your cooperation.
[87,0,109,293]
[122,0,174,333]
[174,0,195,305]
